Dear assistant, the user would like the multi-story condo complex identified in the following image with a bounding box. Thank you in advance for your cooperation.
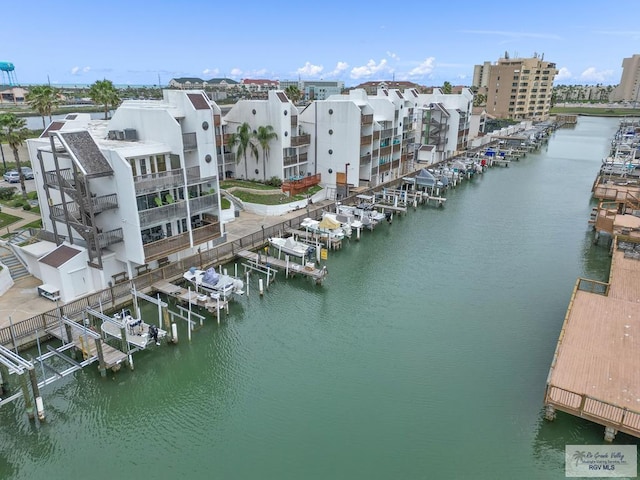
[405,88,474,162]
[222,90,312,182]
[25,90,224,300]
[475,55,557,120]
[298,88,416,197]
[472,62,492,90]
[611,54,640,103]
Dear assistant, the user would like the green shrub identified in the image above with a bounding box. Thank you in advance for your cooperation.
[12,200,24,208]
[27,191,38,200]
[0,187,16,201]
[267,176,282,187]
[22,204,31,211]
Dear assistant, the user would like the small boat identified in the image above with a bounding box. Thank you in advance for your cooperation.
[183,267,245,299]
[269,236,315,259]
[300,217,345,241]
[100,308,166,348]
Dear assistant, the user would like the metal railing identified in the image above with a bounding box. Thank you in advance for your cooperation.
[291,134,310,147]
[139,201,188,228]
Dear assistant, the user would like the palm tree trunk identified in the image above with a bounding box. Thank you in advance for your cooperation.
[104,105,109,120]
[12,147,27,200]
[263,153,266,182]
[41,116,46,130]
[244,154,248,180]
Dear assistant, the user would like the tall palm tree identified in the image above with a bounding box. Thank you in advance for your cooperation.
[442,81,452,94]
[284,85,302,104]
[25,85,60,129]
[0,113,30,199]
[88,79,121,119]
[228,123,258,180]
[255,125,278,181]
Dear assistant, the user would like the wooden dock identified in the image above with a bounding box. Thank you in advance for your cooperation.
[46,320,127,371]
[544,243,640,441]
[237,250,328,284]
[151,280,229,314]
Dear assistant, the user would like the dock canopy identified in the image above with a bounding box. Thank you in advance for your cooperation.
[412,168,437,187]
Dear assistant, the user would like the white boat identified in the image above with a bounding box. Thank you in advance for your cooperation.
[269,236,315,258]
[300,217,345,241]
[183,267,245,299]
[101,308,166,348]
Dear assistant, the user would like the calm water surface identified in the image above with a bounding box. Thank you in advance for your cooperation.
[0,116,634,479]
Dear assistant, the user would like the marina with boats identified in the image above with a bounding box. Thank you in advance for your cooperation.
[1,115,632,478]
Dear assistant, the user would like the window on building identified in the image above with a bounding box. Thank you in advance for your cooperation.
[140,158,147,176]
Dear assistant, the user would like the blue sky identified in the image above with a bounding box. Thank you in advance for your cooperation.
[2,1,638,87]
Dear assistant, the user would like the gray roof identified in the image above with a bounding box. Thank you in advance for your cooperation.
[59,131,113,178]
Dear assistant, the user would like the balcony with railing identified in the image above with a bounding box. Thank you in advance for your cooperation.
[143,222,221,262]
[361,114,373,125]
[134,168,184,195]
[44,168,76,190]
[189,193,218,215]
[360,153,372,164]
[291,134,310,147]
[360,134,373,146]
[97,228,124,249]
[139,201,188,228]
[214,114,221,126]
[216,133,233,145]
[373,131,381,141]
[183,132,197,151]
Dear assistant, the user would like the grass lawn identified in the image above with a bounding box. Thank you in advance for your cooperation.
[220,179,280,191]
[0,212,22,228]
[231,184,323,205]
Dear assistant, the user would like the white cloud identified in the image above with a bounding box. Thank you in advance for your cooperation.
[350,59,390,79]
[202,68,219,76]
[328,61,349,77]
[580,67,614,83]
[297,62,324,77]
[408,57,435,77]
[70,66,91,76]
[555,67,572,81]
[230,68,243,77]
[387,51,398,60]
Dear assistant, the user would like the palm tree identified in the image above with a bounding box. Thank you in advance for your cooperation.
[284,85,302,104]
[442,81,452,94]
[25,85,60,129]
[255,125,278,182]
[88,79,121,119]
[228,123,258,180]
[0,113,30,199]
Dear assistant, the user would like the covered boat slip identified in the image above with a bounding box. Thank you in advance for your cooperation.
[545,246,640,440]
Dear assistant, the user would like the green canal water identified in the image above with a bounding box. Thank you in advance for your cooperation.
[1,116,636,479]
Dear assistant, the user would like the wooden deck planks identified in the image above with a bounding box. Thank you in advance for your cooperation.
[549,251,640,424]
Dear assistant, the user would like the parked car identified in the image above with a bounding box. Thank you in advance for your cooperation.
[3,171,19,183]
[20,167,34,180]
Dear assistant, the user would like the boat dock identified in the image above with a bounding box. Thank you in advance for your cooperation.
[544,243,640,441]
[236,250,328,284]
[285,228,343,250]
[151,280,229,314]
[46,317,128,373]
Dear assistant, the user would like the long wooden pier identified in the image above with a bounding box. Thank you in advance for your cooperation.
[236,250,328,284]
[544,240,640,441]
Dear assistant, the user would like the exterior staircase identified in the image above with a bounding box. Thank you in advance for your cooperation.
[0,229,33,281]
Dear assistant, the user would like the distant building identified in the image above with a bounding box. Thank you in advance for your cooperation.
[240,79,279,98]
[611,54,640,103]
[472,61,492,89]
[279,80,344,102]
[353,81,422,96]
[476,55,557,120]
[168,77,239,89]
